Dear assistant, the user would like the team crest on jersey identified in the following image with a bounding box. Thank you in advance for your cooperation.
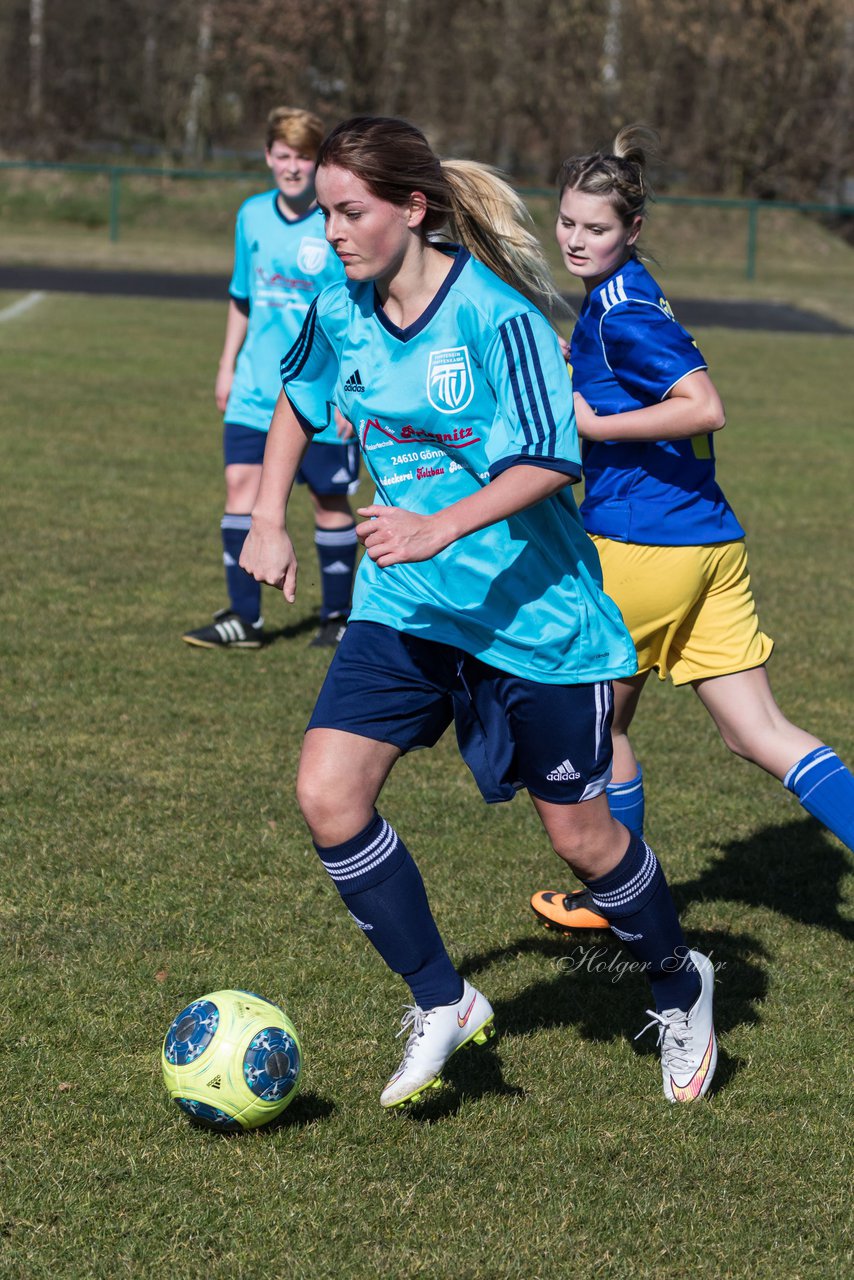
[297,237,329,275]
[427,346,474,415]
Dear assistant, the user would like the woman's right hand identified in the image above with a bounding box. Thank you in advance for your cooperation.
[240,522,299,603]
[215,365,234,414]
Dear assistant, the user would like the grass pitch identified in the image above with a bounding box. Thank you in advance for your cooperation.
[0,293,851,1279]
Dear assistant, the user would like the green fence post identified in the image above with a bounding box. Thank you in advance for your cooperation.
[745,202,758,280]
[109,168,121,242]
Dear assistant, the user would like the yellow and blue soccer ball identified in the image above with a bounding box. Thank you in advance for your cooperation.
[161,988,302,1131]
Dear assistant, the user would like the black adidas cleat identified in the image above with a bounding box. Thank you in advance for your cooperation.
[182,609,266,650]
[309,617,347,648]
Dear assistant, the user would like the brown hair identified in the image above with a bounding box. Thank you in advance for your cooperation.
[265,107,325,158]
[557,125,658,225]
[317,116,565,317]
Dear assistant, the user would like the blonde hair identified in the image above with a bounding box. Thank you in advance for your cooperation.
[317,116,566,318]
[558,125,659,225]
[266,107,325,158]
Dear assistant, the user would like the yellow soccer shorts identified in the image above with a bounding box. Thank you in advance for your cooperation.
[591,536,774,686]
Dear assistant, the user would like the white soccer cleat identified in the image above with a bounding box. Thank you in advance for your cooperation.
[636,949,717,1103]
[379,980,495,1109]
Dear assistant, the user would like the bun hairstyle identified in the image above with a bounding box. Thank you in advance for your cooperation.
[317,115,567,319]
[557,124,659,226]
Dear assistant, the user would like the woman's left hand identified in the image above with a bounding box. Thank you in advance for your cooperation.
[356,505,445,566]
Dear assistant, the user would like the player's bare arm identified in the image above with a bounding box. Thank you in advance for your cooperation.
[215,298,250,413]
[240,391,312,600]
[356,464,569,567]
[575,369,725,443]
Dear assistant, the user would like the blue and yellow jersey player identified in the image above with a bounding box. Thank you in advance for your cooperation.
[182,107,360,651]
[241,116,718,1108]
[532,126,854,936]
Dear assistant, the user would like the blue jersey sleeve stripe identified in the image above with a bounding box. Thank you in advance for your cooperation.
[280,298,319,387]
[519,314,558,457]
[508,317,544,453]
[502,317,552,458]
[499,321,534,449]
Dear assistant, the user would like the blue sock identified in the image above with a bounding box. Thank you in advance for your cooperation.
[314,812,463,1009]
[583,833,700,1013]
[221,514,261,624]
[606,765,645,838]
[315,523,357,621]
[784,747,854,852]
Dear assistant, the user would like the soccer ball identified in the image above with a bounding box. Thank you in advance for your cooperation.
[161,988,302,1132]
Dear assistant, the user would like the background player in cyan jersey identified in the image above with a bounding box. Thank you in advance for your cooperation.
[241,116,717,1108]
[183,107,359,651]
[532,126,854,935]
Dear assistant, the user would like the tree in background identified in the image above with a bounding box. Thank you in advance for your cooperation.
[0,0,850,199]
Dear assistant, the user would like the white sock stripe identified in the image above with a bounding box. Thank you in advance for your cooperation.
[221,513,252,531]
[608,776,644,797]
[314,527,357,546]
[319,820,399,881]
[784,747,835,791]
[589,844,658,910]
[798,764,845,804]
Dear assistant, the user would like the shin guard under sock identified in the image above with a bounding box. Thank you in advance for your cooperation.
[314,812,462,1009]
[583,832,700,1013]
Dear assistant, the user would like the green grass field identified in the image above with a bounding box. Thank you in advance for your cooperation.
[1,291,852,1279]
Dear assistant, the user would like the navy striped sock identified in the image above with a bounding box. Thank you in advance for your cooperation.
[314,812,462,1009]
[315,523,357,621]
[584,832,700,1013]
[221,513,261,623]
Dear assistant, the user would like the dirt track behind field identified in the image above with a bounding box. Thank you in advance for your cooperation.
[0,265,849,333]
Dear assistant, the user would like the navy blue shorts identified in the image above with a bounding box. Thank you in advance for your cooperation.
[224,421,267,466]
[223,427,360,497]
[308,622,614,804]
[296,440,360,496]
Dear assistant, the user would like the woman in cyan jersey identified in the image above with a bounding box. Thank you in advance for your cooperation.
[532,127,854,937]
[241,116,716,1109]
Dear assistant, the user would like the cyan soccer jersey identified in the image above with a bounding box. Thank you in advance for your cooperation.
[573,256,744,545]
[225,194,345,439]
[280,246,636,684]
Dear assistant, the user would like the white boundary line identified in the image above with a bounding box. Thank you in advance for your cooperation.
[0,291,46,323]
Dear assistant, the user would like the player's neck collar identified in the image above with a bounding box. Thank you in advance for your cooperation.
[272,192,318,226]
[373,244,469,343]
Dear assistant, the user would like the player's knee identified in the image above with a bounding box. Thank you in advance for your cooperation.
[295,764,336,833]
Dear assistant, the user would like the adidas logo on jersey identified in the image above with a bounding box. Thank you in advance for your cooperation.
[546,757,581,781]
[343,369,365,393]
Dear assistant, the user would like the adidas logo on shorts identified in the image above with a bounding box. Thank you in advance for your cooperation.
[546,757,581,781]
[343,368,365,393]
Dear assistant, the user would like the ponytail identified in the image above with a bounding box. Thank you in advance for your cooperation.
[441,160,568,320]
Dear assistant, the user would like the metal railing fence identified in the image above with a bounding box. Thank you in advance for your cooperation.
[1,160,852,281]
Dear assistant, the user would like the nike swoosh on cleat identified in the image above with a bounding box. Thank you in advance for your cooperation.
[670,1028,715,1102]
[457,994,477,1028]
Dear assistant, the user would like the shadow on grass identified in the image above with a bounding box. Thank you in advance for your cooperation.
[187,1088,335,1137]
[459,927,767,1050]
[266,615,321,645]
[674,819,853,941]
[393,1041,523,1125]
